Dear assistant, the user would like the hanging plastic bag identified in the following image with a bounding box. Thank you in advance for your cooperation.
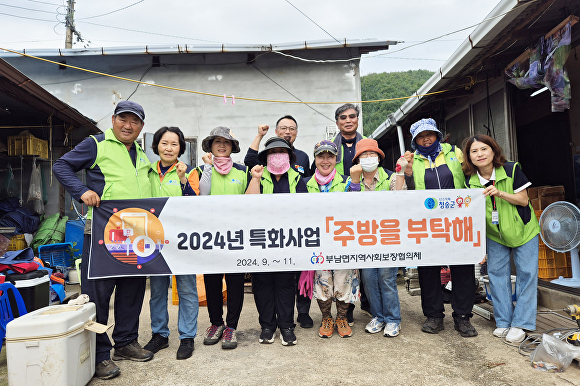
[28,163,44,214]
[530,333,580,372]
[1,164,19,199]
[27,163,42,202]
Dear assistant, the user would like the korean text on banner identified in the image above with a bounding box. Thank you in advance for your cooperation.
[88,189,485,279]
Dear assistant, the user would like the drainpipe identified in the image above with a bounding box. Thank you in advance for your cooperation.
[388,114,406,156]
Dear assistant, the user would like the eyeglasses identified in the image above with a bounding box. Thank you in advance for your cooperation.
[339,114,357,120]
[278,126,297,132]
[359,151,378,158]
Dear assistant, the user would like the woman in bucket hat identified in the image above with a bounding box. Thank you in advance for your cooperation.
[145,126,200,360]
[246,136,308,346]
[402,118,478,338]
[198,127,249,350]
[348,138,407,338]
[298,140,360,339]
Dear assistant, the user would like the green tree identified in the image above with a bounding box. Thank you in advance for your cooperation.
[361,70,434,137]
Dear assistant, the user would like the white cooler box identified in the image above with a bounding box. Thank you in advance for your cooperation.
[6,303,97,386]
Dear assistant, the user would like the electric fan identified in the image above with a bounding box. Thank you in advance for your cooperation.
[539,201,580,288]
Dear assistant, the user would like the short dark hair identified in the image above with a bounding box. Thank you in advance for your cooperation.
[335,104,360,121]
[276,115,298,128]
[152,126,186,157]
[462,134,507,176]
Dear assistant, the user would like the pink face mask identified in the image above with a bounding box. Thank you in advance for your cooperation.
[266,152,290,175]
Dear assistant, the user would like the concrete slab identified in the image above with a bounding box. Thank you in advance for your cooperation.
[2,282,580,385]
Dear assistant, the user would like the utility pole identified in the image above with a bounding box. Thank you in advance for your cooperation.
[65,0,75,48]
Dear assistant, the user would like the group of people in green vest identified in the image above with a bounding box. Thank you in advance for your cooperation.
[54,100,539,381]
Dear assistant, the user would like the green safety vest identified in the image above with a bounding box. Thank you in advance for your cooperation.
[88,128,151,219]
[261,168,300,194]
[196,164,248,195]
[149,161,196,198]
[412,143,464,190]
[466,162,539,247]
[360,167,394,191]
[305,172,348,193]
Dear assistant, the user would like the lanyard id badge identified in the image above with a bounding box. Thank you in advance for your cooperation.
[491,180,499,225]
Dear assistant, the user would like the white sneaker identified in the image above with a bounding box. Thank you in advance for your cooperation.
[384,323,400,337]
[493,327,509,338]
[505,327,525,343]
[365,317,385,334]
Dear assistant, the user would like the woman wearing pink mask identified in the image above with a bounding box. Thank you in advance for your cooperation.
[246,136,308,347]
[197,127,249,350]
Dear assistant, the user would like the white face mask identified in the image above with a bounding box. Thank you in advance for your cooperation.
[360,157,379,172]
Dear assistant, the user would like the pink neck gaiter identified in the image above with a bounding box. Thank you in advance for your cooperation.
[213,156,233,175]
[315,168,336,186]
[266,152,290,175]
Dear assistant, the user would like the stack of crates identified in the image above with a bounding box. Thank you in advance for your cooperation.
[7,235,27,251]
[8,132,49,159]
[536,210,573,280]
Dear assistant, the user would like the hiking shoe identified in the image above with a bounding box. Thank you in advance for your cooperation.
[259,328,275,344]
[221,327,237,349]
[335,317,353,338]
[297,313,314,328]
[365,317,385,334]
[493,327,509,338]
[454,316,478,337]
[112,340,153,362]
[95,359,120,380]
[318,317,334,338]
[384,323,400,337]
[203,324,226,345]
[421,317,444,334]
[506,327,525,343]
[346,304,354,326]
[143,333,169,353]
[176,338,194,360]
[280,327,297,346]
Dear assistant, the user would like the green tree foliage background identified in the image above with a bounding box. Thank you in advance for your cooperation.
[361,70,434,137]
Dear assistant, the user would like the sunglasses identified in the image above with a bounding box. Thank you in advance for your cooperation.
[339,114,357,120]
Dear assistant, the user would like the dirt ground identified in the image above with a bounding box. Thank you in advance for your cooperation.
[1,281,580,386]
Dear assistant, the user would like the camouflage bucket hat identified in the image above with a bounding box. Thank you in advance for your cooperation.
[201,126,240,153]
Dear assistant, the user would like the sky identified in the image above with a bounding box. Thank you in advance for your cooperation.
[1,0,500,75]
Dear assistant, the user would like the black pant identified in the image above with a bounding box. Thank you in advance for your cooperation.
[252,272,295,330]
[204,273,245,330]
[418,264,475,319]
[294,272,311,315]
[81,234,146,364]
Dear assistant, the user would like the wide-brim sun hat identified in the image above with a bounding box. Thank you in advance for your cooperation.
[352,138,385,163]
[410,118,443,149]
[201,126,240,153]
[257,137,296,165]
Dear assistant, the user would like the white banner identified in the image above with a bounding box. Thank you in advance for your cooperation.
[89,189,486,278]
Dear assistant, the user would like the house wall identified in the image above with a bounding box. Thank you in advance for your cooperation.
[5,49,363,166]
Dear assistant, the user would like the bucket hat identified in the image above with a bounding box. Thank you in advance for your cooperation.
[410,118,443,149]
[257,137,296,165]
[201,126,240,153]
[352,138,385,164]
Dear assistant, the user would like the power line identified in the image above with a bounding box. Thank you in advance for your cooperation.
[284,0,340,44]
[78,20,225,44]
[0,2,57,14]
[78,0,145,20]
[0,11,56,22]
[24,0,61,5]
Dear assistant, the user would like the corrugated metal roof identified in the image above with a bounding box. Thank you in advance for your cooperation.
[0,38,397,58]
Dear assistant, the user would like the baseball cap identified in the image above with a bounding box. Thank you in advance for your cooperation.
[114,101,145,121]
[313,140,338,156]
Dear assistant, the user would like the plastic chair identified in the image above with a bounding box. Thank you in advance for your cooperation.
[0,282,27,352]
